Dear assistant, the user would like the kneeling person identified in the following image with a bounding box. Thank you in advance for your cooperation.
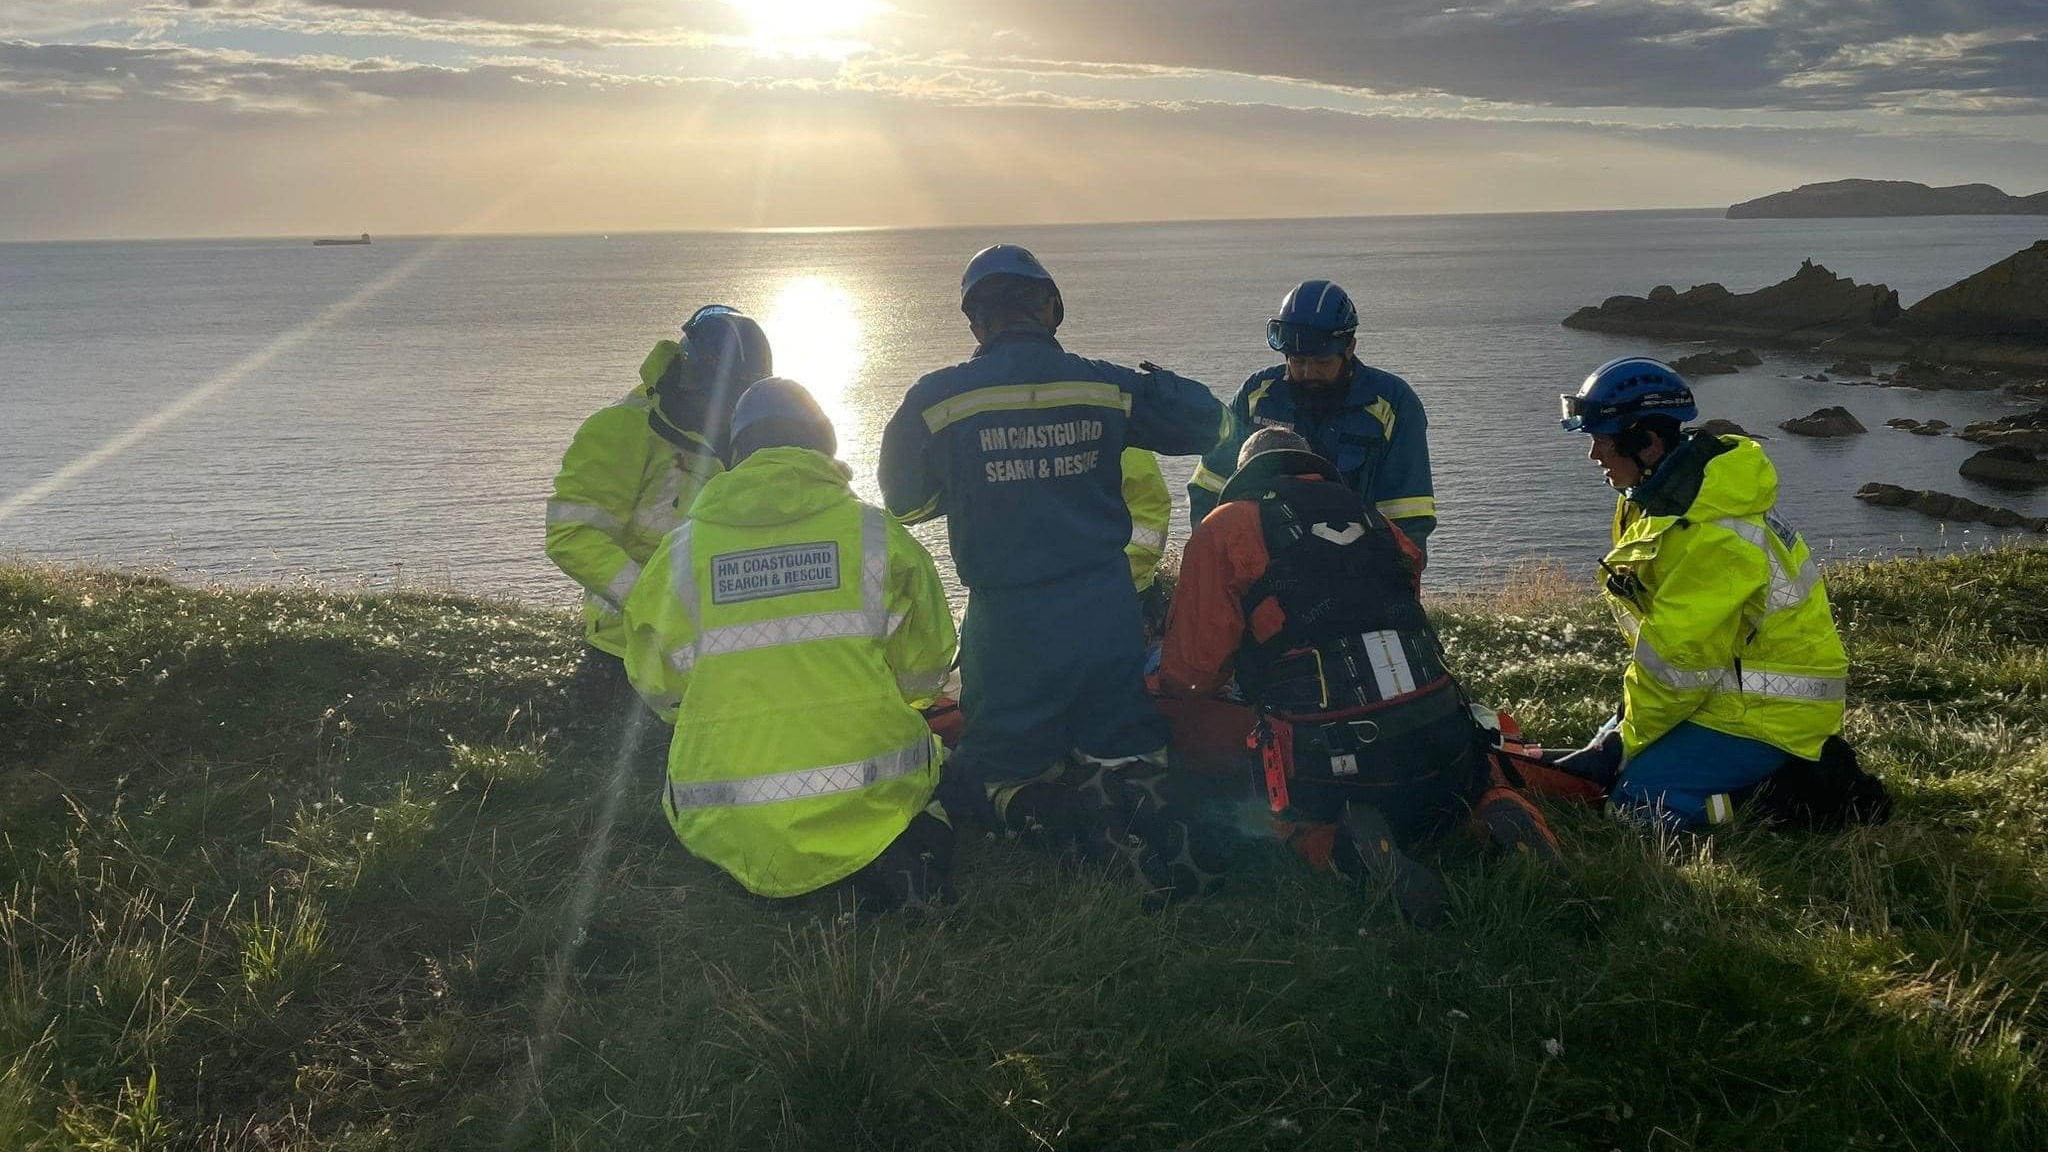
[1556,357,1854,830]
[622,378,960,908]
[1160,429,1555,925]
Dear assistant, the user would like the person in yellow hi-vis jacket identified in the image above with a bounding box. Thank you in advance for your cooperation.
[1122,447,1171,592]
[622,377,961,908]
[1553,356,1850,831]
[546,306,773,677]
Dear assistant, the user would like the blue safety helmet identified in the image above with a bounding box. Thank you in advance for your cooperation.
[959,243,1064,328]
[728,376,837,462]
[1559,356,1697,435]
[679,306,772,383]
[1267,279,1358,357]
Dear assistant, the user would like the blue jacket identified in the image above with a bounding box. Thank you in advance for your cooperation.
[879,330,1229,591]
[1188,360,1436,555]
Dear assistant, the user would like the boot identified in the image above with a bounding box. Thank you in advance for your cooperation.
[1473,787,1562,864]
[1338,801,1450,927]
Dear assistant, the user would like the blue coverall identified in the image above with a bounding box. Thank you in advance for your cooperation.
[878,330,1229,783]
[1188,360,1436,557]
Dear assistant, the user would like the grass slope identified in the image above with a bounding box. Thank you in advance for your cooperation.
[2,548,2045,1151]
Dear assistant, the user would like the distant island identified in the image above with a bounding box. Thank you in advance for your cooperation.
[1727,180,2048,219]
[313,233,372,246]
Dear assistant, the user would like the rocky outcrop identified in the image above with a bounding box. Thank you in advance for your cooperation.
[1903,240,2048,338]
[1671,348,1761,376]
[1959,446,2048,488]
[1856,483,2048,531]
[1828,358,1875,377]
[1563,260,1901,343]
[1694,418,1754,438]
[1562,242,2048,371]
[1885,418,1949,436]
[1780,406,1867,437]
[1889,361,2007,391]
[2008,378,2048,399]
[1728,180,2048,219]
[1960,406,2048,451]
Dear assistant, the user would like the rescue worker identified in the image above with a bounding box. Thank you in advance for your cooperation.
[1556,357,1850,830]
[1188,280,1437,562]
[546,305,774,686]
[877,244,1230,897]
[1123,447,1172,594]
[1122,447,1174,637]
[1161,428,1558,926]
[621,377,959,908]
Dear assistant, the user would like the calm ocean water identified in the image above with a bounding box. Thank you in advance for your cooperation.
[3,211,2045,608]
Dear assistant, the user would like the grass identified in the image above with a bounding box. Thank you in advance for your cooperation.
[1,547,2044,1150]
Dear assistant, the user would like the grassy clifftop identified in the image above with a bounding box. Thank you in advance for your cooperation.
[2,548,2045,1150]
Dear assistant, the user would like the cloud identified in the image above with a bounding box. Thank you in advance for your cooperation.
[873,0,2048,115]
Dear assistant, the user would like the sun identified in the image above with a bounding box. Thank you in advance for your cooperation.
[723,0,887,58]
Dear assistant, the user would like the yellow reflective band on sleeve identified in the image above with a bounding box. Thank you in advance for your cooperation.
[664,735,933,810]
[1705,793,1734,825]
[600,560,643,613]
[1129,523,1169,551]
[894,495,943,525]
[547,500,624,532]
[1376,496,1437,520]
[1190,464,1228,494]
[1246,378,1278,412]
[921,381,1133,434]
[1366,396,1397,441]
[1713,516,1822,616]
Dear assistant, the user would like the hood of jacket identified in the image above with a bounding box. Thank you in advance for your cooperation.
[688,447,854,528]
[1628,432,1776,524]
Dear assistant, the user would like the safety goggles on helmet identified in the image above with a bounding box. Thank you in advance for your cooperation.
[1558,390,1694,434]
[1266,318,1354,357]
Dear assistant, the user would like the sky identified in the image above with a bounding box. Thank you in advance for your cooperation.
[3,1,2047,238]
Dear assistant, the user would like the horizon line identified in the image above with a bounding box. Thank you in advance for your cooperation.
[0,204,1733,246]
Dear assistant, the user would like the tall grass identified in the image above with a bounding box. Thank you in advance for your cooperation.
[1,549,2043,1150]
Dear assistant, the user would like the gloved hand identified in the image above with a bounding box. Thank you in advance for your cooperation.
[934,753,998,829]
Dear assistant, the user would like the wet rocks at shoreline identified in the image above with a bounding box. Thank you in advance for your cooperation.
[1672,348,1761,376]
[1856,483,2048,532]
[1961,406,2048,451]
[1959,446,2048,488]
[1885,418,1950,436]
[1780,406,1867,437]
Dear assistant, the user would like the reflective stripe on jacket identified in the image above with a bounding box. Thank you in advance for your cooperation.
[1189,361,1435,557]
[878,330,1228,591]
[620,447,957,898]
[1122,448,1171,591]
[1602,434,1847,761]
[544,341,722,655]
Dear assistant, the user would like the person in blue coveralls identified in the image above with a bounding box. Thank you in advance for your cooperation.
[878,244,1231,901]
[1187,280,1437,564]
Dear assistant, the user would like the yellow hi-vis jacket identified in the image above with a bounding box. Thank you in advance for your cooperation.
[621,446,958,898]
[1123,448,1171,591]
[545,341,723,656]
[1602,434,1847,760]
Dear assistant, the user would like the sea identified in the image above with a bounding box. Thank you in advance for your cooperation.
[3,210,2045,609]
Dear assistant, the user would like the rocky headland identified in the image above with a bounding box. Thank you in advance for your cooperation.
[1856,483,2048,532]
[1727,179,2048,219]
[1562,241,2048,371]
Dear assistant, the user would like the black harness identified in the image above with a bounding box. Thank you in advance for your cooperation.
[1233,476,1484,829]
